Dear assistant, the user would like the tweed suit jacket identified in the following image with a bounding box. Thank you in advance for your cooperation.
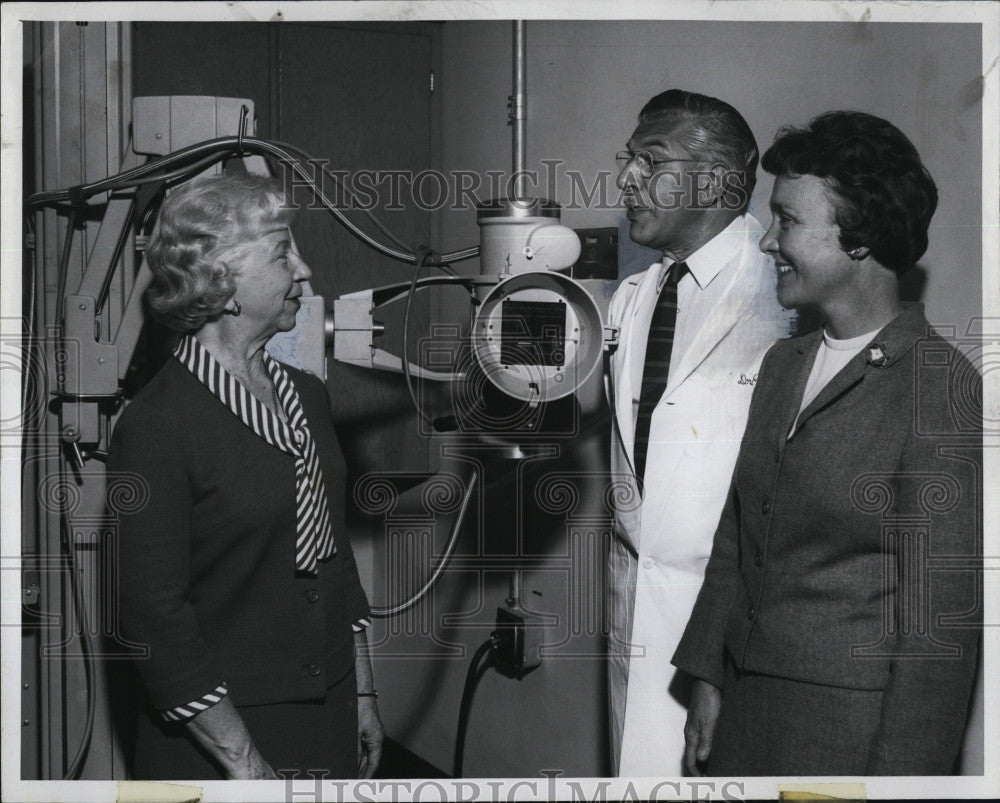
[672,304,981,774]
[108,357,371,712]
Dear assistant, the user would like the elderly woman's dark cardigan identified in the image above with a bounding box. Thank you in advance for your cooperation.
[108,356,371,712]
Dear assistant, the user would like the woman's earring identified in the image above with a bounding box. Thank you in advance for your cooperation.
[223,300,242,316]
[847,248,867,261]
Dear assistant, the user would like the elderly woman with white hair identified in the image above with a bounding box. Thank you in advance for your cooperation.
[109,172,383,780]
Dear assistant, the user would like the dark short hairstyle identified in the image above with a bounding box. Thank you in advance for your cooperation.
[638,89,759,212]
[146,172,294,332]
[762,110,937,274]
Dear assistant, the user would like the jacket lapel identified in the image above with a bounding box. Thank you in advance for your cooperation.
[777,331,822,441]
[663,252,753,400]
[794,351,868,433]
[780,304,930,443]
[614,271,658,468]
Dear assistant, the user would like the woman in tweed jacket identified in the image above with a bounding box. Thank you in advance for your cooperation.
[672,111,981,775]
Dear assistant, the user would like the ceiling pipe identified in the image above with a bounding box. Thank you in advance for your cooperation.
[511,20,526,198]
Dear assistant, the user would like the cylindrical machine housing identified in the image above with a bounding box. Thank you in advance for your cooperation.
[471,270,603,402]
[476,198,581,276]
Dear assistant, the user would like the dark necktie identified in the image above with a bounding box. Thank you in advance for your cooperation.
[633,261,687,488]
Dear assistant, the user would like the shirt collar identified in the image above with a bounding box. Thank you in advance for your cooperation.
[659,215,750,291]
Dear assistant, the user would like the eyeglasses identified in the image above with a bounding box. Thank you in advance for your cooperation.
[615,150,701,178]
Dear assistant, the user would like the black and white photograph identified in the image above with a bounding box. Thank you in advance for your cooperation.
[2,2,997,801]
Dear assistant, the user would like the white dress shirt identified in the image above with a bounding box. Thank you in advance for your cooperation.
[628,215,757,408]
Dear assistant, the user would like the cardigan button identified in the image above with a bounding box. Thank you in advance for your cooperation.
[308,663,321,677]
[753,550,762,567]
[747,605,756,621]
[306,590,319,603]
[761,500,771,515]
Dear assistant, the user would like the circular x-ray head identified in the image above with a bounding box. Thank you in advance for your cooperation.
[471,272,603,403]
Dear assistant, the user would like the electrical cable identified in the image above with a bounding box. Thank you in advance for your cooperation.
[23,213,38,437]
[125,151,227,187]
[260,139,475,268]
[370,467,478,618]
[139,192,163,234]
[272,140,458,277]
[269,139,413,254]
[26,136,480,265]
[266,144,415,263]
[401,248,443,428]
[453,635,498,778]
[27,138,388,253]
[60,510,96,779]
[25,137,232,206]
[54,206,80,331]
[443,245,480,262]
[94,201,135,316]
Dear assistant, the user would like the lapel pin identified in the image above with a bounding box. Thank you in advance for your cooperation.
[866,344,887,367]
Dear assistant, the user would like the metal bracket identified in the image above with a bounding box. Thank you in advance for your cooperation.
[334,276,493,380]
[23,584,41,608]
[59,295,120,444]
[603,324,620,352]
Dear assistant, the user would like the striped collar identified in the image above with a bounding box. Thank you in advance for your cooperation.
[174,335,306,456]
[174,334,335,574]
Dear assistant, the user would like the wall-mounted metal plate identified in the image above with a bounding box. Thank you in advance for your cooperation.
[571,227,618,280]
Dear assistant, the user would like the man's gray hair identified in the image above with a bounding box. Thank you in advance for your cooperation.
[639,89,758,212]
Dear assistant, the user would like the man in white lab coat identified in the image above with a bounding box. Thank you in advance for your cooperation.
[607,89,794,776]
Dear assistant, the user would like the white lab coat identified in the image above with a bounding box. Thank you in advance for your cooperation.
[607,215,793,776]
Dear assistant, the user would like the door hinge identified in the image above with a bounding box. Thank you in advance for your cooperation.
[430,70,435,94]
